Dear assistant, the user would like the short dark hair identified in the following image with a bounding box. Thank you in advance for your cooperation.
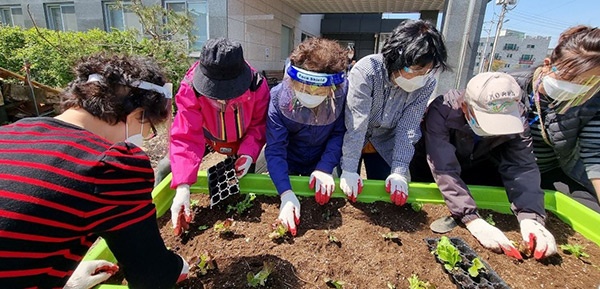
[290,37,347,74]
[61,53,169,126]
[382,19,449,77]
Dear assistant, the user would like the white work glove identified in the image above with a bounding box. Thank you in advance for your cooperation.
[309,170,335,205]
[176,254,191,283]
[466,218,523,260]
[385,173,409,206]
[278,190,301,236]
[235,155,253,178]
[339,170,363,202]
[520,219,557,260]
[171,184,193,235]
[64,260,119,289]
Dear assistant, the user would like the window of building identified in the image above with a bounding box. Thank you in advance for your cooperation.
[506,53,512,58]
[494,53,501,60]
[45,3,77,31]
[504,64,510,68]
[526,44,535,49]
[165,0,209,52]
[503,43,518,50]
[281,25,293,60]
[521,54,534,61]
[0,5,24,27]
[475,62,480,66]
[104,1,142,33]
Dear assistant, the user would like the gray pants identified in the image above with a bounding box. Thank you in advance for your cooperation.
[154,156,172,187]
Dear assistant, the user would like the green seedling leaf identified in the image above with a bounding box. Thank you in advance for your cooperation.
[410,202,423,212]
[197,225,209,231]
[325,278,345,289]
[468,257,486,277]
[387,282,396,289]
[189,252,215,275]
[408,274,435,289]
[326,230,342,247]
[268,220,288,240]
[246,261,274,287]
[560,244,590,258]
[436,236,461,271]
[485,214,495,226]
[213,218,234,234]
[382,232,402,246]
[227,193,256,215]
[190,199,200,208]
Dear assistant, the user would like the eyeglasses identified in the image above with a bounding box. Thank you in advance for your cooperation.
[144,120,157,141]
[403,66,437,76]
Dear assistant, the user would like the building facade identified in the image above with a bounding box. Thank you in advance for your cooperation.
[474,29,551,75]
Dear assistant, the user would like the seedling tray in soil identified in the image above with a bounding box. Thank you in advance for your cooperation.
[207,157,239,208]
[426,237,511,289]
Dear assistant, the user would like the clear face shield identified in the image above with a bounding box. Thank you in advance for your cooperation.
[279,65,347,125]
[539,66,600,114]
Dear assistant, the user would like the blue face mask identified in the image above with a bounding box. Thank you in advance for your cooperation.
[466,109,492,137]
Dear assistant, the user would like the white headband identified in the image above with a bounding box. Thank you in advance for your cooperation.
[86,73,173,99]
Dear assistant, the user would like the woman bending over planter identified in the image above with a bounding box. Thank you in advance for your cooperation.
[0,54,188,288]
[410,72,557,260]
[264,37,348,236]
[522,25,600,213]
[339,19,448,206]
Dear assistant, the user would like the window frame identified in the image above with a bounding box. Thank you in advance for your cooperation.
[163,0,209,52]
[45,2,77,31]
[102,1,143,33]
[0,5,23,27]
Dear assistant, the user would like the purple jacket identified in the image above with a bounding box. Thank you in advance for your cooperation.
[422,92,546,224]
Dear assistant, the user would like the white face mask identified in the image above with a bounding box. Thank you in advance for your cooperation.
[542,75,592,102]
[394,74,428,92]
[125,118,144,147]
[295,91,327,108]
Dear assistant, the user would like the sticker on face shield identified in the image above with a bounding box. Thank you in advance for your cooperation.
[287,65,345,87]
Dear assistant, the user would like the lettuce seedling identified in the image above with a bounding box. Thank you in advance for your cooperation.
[408,274,434,289]
[560,244,590,259]
[190,199,200,208]
[411,202,423,212]
[213,218,234,234]
[189,252,215,276]
[485,214,495,226]
[197,225,209,231]
[435,236,462,271]
[326,230,341,247]
[468,257,486,277]
[247,261,274,287]
[268,220,288,240]
[227,193,256,215]
[325,278,345,289]
[382,232,402,246]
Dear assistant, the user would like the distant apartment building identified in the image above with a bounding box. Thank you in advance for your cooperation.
[474,29,551,75]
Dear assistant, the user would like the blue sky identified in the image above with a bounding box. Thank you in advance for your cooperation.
[483,0,600,47]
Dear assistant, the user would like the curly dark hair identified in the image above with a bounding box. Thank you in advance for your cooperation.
[289,37,347,74]
[550,25,600,81]
[382,19,449,78]
[60,53,169,126]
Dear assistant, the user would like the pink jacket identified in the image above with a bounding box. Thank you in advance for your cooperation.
[169,62,270,188]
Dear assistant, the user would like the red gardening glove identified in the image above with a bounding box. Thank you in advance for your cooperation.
[309,170,335,205]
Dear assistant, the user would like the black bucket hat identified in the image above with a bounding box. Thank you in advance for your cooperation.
[193,38,252,100]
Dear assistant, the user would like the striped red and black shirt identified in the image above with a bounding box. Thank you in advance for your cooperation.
[0,118,182,289]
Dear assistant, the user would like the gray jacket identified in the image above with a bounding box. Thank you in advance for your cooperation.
[423,93,546,224]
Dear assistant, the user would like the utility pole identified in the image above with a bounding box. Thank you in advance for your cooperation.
[487,0,517,72]
[479,20,494,74]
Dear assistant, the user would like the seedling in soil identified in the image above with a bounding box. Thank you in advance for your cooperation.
[468,257,486,277]
[188,252,215,276]
[485,214,496,226]
[190,199,200,208]
[213,218,234,235]
[226,193,256,215]
[381,232,402,246]
[197,225,209,231]
[325,278,345,289]
[246,261,274,287]
[411,202,423,212]
[386,282,396,289]
[326,230,341,247]
[322,209,332,221]
[560,243,590,259]
[435,236,461,271]
[408,274,435,289]
[268,220,288,240]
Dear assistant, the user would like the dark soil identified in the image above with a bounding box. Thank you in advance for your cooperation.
[157,193,600,289]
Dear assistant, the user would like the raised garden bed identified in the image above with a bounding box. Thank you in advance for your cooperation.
[85,173,600,289]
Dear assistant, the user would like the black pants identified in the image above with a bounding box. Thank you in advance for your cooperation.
[361,152,391,180]
[540,167,600,213]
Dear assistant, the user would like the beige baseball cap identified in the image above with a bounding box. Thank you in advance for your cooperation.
[465,72,524,135]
